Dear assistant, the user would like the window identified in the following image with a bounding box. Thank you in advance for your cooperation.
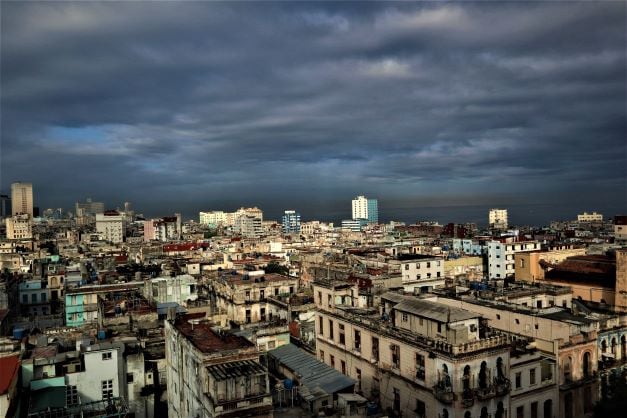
[354,330,361,351]
[391,344,400,368]
[437,323,442,333]
[372,337,379,361]
[320,350,324,361]
[416,274,421,280]
[515,318,520,324]
[341,360,346,374]
[531,401,538,418]
[415,353,425,380]
[329,320,334,339]
[419,317,424,326]
[127,373,134,383]
[402,313,408,322]
[32,294,37,303]
[102,352,112,360]
[405,264,409,270]
[330,355,335,368]
[101,379,113,400]
[245,291,250,301]
[319,316,324,334]
[437,272,441,277]
[66,385,79,407]
[530,368,536,385]
[415,400,426,418]
[260,289,265,300]
[22,294,28,304]
[318,291,322,304]
[260,307,266,322]
[517,406,524,418]
[426,262,431,268]
[515,372,521,388]
[268,341,276,349]
[393,388,400,412]
[339,323,345,345]
[356,368,362,391]
[41,293,47,302]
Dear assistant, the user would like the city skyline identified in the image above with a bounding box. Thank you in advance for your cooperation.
[1,2,626,224]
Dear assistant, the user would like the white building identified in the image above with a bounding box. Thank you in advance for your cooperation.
[399,255,445,293]
[199,211,227,226]
[145,275,198,306]
[95,211,125,243]
[5,214,32,240]
[233,214,262,238]
[351,195,378,223]
[11,182,33,216]
[489,209,509,230]
[488,240,540,279]
[577,212,603,223]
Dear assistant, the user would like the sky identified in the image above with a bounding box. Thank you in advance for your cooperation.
[1,1,626,225]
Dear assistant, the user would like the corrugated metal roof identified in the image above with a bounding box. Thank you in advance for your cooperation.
[269,344,354,395]
[207,359,267,381]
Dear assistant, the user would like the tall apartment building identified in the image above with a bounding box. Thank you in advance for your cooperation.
[614,216,627,245]
[165,314,273,418]
[11,181,33,216]
[5,214,32,239]
[313,279,512,418]
[352,195,378,224]
[488,240,539,279]
[75,198,105,217]
[489,209,508,230]
[144,215,181,242]
[95,211,125,243]
[282,210,301,234]
[233,214,263,238]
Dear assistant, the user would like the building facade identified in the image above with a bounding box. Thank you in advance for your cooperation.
[5,214,32,240]
[11,182,33,217]
[489,209,508,231]
[352,195,378,224]
[281,210,301,234]
[488,240,540,279]
[95,211,125,243]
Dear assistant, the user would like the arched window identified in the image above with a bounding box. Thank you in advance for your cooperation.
[465,412,471,418]
[496,357,505,379]
[544,399,552,418]
[611,337,617,355]
[495,401,505,418]
[479,361,488,389]
[583,351,591,378]
[621,335,626,359]
[564,356,572,381]
[481,407,489,418]
[463,365,471,390]
[602,339,607,353]
[442,409,449,418]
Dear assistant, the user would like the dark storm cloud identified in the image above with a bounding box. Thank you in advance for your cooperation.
[1,1,625,222]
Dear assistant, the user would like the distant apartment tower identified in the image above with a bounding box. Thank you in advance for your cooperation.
[577,211,603,223]
[352,195,378,224]
[282,210,301,234]
[75,198,105,217]
[615,216,627,245]
[11,182,33,216]
[144,215,181,242]
[489,208,508,230]
[96,211,125,243]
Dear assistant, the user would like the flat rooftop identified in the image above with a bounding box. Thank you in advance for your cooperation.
[174,316,254,354]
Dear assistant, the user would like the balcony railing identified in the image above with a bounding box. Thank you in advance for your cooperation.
[433,382,454,404]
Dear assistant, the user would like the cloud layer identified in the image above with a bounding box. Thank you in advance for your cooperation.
[1,2,625,223]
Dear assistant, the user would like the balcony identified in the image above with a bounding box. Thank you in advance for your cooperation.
[475,385,496,401]
[433,382,454,404]
[494,377,510,396]
[461,388,474,407]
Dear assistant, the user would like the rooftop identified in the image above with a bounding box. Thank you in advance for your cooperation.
[174,315,255,354]
[393,298,479,323]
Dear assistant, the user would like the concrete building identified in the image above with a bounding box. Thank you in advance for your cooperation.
[95,211,125,243]
[75,198,105,217]
[165,314,273,418]
[488,240,540,279]
[233,214,263,238]
[281,210,301,234]
[432,284,603,418]
[11,182,33,216]
[211,271,298,326]
[314,278,513,418]
[614,215,627,244]
[352,195,378,224]
[65,282,143,327]
[144,275,198,307]
[199,211,227,226]
[5,214,32,240]
[143,215,181,242]
[19,279,51,316]
[399,254,445,293]
[341,219,368,232]
[514,247,587,282]
[489,209,508,231]
[577,212,603,223]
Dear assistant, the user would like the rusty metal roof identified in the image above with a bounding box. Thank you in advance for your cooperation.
[207,359,266,381]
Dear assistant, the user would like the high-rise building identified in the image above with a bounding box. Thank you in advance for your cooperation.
[489,208,508,230]
[11,182,33,216]
[96,211,125,243]
[351,195,378,224]
[75,198,105,217]
[282,210,301,234]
